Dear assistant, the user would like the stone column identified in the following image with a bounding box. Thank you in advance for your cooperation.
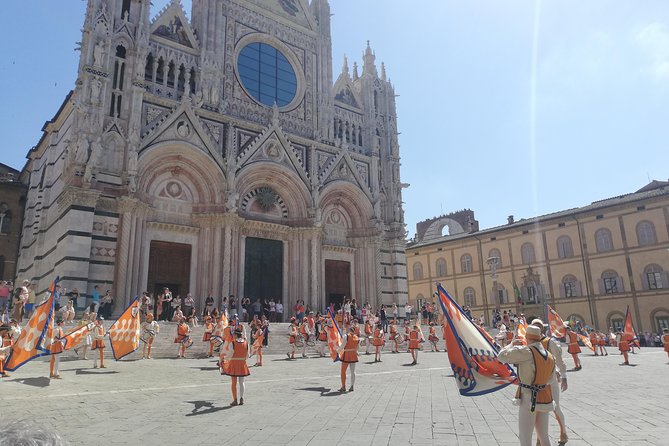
[221,223,232,298]
[115,197,138,309]
[210,224,222,310]
[310,234,320,311]
[237,234,246,316]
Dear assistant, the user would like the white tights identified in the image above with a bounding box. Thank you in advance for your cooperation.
[238,376,245,398]
[518,391,550,446]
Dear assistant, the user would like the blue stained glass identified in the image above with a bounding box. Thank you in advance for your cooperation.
[238,42,297,107]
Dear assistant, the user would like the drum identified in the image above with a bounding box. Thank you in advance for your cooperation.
[182,337,194,349]
[395,334,406,345]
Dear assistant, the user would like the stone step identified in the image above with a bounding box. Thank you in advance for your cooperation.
[62,321,461,359]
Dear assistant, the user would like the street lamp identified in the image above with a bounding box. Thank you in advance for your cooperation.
[487,256,500,311]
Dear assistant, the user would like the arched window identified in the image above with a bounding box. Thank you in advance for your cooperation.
[144,53,154,81]
[416,293,425,309]
[463,287,476,307]
[601,270,621,294]
[0,203,10,234]
[651,308,669,332]
[636,221,657,246]
[561,274,579,298]
[110,45,126,118]
[488,248,502,267]
[595,228,614,253]
[643,264,666,290]
[521,243,536,264]
[556,235,573,259]
[435,258,447,277]
[607,311,625,331]
[413,262,423,280]
[461,254,473,273]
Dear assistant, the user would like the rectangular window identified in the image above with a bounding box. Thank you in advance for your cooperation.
[604,277,618,294]
[647,272,663,290]
[612,318,624,331]
[657,317,669,331]
[564,282,576,297]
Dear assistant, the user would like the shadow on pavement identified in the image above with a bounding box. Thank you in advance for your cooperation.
[75,369,119,375]
[190,366,219,371]
[9,376,51,388]
[296,386,331,396]
[185,400,233,416]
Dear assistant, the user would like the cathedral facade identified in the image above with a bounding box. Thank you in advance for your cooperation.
[17,0,408,316]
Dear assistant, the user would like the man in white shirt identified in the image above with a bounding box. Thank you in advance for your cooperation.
[275,302,284,322]
[498,325,555,446]
[532,319,568,445]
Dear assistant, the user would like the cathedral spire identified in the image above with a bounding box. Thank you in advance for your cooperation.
[362,40,377,77]
[352,61,359,80]
[381,62,387,81]
[342,54,350,77]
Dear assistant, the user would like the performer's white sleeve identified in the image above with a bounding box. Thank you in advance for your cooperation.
[549,338,567,378]
[497,344,531,364]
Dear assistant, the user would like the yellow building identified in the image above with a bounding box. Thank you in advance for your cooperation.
[406,181,669,333]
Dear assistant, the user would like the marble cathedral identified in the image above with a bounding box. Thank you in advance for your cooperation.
[17,0,408,316]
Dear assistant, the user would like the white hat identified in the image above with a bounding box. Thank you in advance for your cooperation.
[526,325,542,340]
[531,319,545,329]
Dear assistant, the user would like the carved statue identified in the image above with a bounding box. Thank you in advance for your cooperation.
[225,192,239,213]
[83,137,103,183]
[93,41,105,67]
[192,90,204,107]
[210,83,220,105]
[74,135,90,164]
[127,150,138,173]
[90,78,103,105]
[128,174,137,193]
[128,124,140,146]
[271,103,280,126]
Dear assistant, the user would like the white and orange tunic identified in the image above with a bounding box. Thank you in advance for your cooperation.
[202,322,213,342]
[566,331,581,354]
[289,324,298,344]
[340,334,359,363]
[372,328,385,347]
[224,339,250,377]
[50,326,65,354]
[428,326,439,342]
[92,325,106,350]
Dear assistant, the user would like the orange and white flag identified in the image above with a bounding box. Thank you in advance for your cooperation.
[624,306,641,348]
[62,323,94,350]
[578,334,595,352]
[5,278,58,371]
[326,306,343,361]
[108,296,141,360]
[547,305,566,338]
[514,317,528,345]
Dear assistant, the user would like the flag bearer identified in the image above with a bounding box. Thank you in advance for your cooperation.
[498,325,555,446]
[224,326,250,406]
[92,318,106,369]
[338,326,359,392]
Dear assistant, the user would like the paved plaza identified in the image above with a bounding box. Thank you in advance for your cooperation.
[2,346,668,445]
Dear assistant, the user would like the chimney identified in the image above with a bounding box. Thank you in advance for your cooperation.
[507,215,514,225]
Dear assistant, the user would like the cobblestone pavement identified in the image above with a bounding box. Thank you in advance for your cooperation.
[2,346,667,445]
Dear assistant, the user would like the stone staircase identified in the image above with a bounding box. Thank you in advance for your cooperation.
[63,321,461,360]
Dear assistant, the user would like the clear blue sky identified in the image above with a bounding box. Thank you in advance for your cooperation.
[2,1,668,238]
